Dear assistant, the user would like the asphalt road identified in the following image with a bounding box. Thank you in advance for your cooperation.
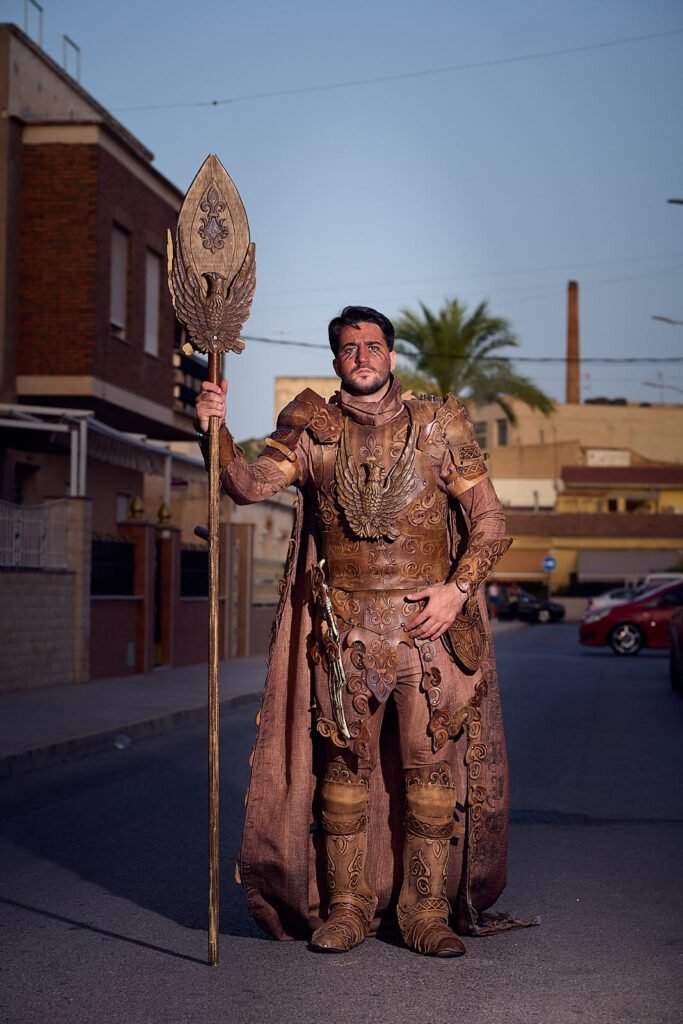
[1,625,681,1024]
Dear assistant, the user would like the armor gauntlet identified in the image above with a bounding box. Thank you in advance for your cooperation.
[450,531,513,597]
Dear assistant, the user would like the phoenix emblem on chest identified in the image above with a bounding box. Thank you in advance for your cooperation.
[334,419,417,541]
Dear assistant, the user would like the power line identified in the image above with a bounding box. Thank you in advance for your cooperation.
[241,334,683,363]
[112,28,683,113]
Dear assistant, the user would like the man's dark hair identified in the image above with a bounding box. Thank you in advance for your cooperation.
[328,305,395,357]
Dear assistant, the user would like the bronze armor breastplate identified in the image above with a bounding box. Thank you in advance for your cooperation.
[312,411,451,591]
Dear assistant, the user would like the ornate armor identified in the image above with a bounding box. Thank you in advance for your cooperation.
[312,404,453,592]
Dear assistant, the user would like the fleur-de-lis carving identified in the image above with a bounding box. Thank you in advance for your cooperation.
[198,186,229,254]
[358,434,383,462]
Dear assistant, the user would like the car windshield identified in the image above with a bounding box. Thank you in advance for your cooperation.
[633,583,660,598]
[640,584,683,607]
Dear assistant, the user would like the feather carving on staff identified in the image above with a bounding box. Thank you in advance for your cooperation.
[167,230,255,355]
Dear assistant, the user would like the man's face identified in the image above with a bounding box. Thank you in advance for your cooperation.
[333,322,396,396]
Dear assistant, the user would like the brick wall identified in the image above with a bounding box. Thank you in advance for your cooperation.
[94,146,178,402]
[17,144,98,375]
[0,570,75,693]
[16,141,179,407]
[0,496,91,692]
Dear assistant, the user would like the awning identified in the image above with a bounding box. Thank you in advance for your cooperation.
[492,547,545,580]
[577,548,681,582]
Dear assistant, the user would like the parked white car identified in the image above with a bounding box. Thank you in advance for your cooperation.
[585,573,683,614]
[585,586,643,613]
[642,572,683,588]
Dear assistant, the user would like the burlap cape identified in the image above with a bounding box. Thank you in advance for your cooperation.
[239,491,519,941]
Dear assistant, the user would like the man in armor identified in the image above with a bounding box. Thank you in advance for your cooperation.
[195,306,520,958]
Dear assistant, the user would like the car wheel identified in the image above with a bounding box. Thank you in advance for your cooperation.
[537,608,552,624]
[610,623,643,656]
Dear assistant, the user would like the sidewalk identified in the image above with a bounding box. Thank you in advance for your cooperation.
[0,621,523,780]
[0,656,268,779]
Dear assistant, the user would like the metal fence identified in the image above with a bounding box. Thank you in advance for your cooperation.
[0,499,67,570]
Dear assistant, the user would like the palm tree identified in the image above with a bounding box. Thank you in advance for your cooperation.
[394,299,553,423]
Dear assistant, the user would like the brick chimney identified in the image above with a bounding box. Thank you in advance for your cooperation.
[566,280,580,404]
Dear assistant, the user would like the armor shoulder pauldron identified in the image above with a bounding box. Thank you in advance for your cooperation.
[263,390,341,474]
[403,397,441,453]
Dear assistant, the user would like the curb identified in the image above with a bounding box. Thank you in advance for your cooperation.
[0,689,262,781]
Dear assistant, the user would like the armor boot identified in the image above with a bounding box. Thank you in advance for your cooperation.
[310,763,376,953]
[397,763,467,957]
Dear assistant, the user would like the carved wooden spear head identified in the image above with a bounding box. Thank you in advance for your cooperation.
[167,154,255,356]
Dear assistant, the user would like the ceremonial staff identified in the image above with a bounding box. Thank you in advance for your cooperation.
[167,154,256,966]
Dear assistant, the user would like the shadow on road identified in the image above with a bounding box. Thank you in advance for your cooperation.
[0,896,207,964]
[0,706,265,944]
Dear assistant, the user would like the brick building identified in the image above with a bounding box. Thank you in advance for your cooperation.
[0,23,260,692]
[498,511,683,591]
[0,24,205,507]
[557,465,683,516]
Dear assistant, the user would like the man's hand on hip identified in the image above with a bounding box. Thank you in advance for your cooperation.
[195,379,227,433]
[404,583,467,642]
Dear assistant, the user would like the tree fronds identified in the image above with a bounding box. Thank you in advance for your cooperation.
[393,298,553,420]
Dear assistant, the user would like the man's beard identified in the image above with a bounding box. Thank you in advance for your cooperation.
[342,367,392,397]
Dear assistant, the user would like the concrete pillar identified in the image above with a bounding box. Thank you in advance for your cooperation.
[64,497,92,684]
[566,280,580,404]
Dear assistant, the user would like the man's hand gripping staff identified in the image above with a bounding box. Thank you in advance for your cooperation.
[312,560,351,740]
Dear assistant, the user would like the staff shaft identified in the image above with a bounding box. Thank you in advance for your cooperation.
[207,351,221,967]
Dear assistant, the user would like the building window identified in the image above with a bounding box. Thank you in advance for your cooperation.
[474,421,488,450]
[14,462,38,504]
[110,225,129,337]
[144,250,161,356]
[496,418,509,446]
[116,492,131,523]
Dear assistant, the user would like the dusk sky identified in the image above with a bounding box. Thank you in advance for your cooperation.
[5,0,683,440]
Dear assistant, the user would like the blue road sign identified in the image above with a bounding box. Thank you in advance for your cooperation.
[543,555,557,572]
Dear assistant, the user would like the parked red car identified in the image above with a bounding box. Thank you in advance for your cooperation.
[580,580,683,656]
